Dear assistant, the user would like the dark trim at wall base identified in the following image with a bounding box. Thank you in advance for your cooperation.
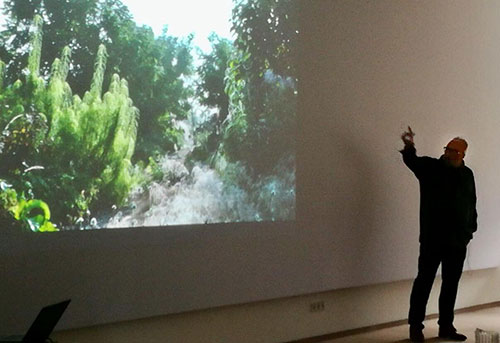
[285,301,500,343]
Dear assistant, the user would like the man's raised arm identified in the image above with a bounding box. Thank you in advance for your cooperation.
[400,126,420,173]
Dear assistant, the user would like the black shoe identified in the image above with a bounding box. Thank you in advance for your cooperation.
[409,326,425,342]
[438,327,467,341]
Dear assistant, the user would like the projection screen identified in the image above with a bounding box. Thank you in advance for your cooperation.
[0,0,297,231]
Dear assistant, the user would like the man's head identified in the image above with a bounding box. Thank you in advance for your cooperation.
[443,137,468,167]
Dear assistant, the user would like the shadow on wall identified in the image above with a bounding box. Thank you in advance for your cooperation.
[297,116,385,288]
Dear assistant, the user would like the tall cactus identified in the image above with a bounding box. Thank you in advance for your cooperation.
[89,44,108,99]
[47,46,75,140]
[28,15,43,77]
[58,46,71,82]
[50,46,72,83]
[0,60,5,92]
[2,15,140,226]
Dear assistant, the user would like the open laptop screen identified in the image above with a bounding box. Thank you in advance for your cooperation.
[1,299,70,343]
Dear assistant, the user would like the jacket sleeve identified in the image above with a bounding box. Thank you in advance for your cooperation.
[400,145,425,178]
[469,171,478,235]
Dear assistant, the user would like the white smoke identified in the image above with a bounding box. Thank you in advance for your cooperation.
[105,162,258,228]
[102,117,295,229]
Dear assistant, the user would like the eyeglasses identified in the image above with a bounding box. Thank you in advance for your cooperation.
[444,147,464,156]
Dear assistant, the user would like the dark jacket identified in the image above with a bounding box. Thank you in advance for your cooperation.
[401,145,477,247]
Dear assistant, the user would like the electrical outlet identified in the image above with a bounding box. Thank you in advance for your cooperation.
[309,301,325,312]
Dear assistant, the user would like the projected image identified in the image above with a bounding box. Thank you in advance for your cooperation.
[0,0,297,231]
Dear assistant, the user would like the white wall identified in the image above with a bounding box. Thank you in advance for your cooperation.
[298,0,500,285]
[4,0,500,336]
[51,267,500,343]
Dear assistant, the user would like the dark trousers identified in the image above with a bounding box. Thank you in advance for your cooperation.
[408,243,467,330]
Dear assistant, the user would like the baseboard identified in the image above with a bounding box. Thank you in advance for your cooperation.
[285,301,500,343]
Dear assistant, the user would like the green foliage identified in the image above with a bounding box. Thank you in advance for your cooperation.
[144,156,164,183]
[215,155,295,221]
[0,180,58,232]
[222,57,249,163]
[0,0,194,162]
[231,0,298,80]
[126,30,193,161]
[0,60,4,91]
[188,117,221,167]
[196,33,234,128]
[0,16,139,227]
[190,34,234,166]
[219,0,298,176]
[28,15,43,77]
[0,0,298,226]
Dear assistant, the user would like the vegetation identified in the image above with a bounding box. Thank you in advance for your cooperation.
[0,15,139,228]
[192,0,298,219]
[0,179,57,232]
[190,33,234,165]
[0,0,298,229]
[224,0,297,174]
[0,0,193,161]
[191,0,297,174]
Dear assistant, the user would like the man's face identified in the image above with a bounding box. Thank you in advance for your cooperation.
[443,139,467,167]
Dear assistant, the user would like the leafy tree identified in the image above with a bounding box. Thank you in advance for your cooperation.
[0,16,139,227]
[102,23,195,161]
[196,33,233,130]
[0,0,194,161]
[190,33,234,164]
[222,0,298,175]
[231,0,298,81]
[0,0,103,87]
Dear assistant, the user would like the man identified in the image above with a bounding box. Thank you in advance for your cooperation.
[401,127,478,342]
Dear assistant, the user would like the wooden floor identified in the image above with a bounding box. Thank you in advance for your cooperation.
[314,306,500,342]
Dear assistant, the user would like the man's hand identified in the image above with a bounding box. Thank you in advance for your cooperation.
[401,126,415,147]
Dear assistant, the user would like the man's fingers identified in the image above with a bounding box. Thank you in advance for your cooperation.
[401,127,415,143]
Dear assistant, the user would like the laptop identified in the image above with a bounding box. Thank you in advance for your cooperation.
[1,299,71,343]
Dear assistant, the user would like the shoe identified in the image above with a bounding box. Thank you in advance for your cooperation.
[409,326,425,342]
[438,327,467,341]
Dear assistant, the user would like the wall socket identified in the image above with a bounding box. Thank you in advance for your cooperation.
[309,301,325,312]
